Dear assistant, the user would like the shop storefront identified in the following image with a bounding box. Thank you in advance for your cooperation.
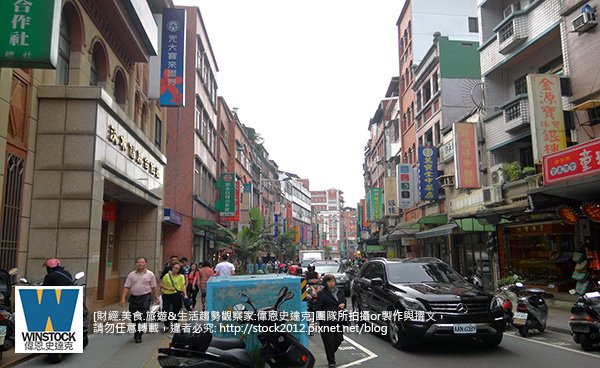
[28,87,166,310]
[502,221,575,291]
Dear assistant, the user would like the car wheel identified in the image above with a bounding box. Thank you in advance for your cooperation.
[538,322,545,333]
[48,353,64,364]
[580,334,594,351]
[388,320,415,351]
[518,324,529,338]
[482,331,503,348]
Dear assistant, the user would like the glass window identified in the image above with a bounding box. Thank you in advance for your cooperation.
[90,52,98,86]
[195,97,202,130]
[387,263,464,283]
[514,75,527,95]
[56,18,71,85]
[194,161,201,196]
[155,116,162,149]
[468,17,479,33]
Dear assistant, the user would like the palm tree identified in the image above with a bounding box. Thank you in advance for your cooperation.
[216,208,273,273]
[273,230,297,262]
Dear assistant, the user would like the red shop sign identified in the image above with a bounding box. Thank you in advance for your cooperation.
[102,202,117,222]
[582,203,600,223]
[543,137,600,185]
[557,206,578,225]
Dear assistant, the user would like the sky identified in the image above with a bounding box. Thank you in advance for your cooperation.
[173,0,403,207]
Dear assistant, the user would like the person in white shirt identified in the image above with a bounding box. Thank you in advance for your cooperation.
[215,253,236,276]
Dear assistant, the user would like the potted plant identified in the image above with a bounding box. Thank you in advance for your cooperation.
[501,161,522,182]
[522,166,536,177]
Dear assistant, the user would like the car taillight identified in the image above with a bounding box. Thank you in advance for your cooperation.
[517,304,527,312]
[570,314,594,322]
[301,354,307,363]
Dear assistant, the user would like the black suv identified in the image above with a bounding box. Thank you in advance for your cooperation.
[351,257,505,350]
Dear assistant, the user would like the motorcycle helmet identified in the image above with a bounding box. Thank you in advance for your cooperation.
[308,263,315,272]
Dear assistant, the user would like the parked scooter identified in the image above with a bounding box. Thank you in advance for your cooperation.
[569,280,600,351]
[494,283,520,330]
[511,282,553,337]
[0,268,18,360]
[19,271,89,364]
[157,286,315,368]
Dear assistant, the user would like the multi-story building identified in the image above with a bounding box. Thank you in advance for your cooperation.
[163,6,221,264]
[397,0,479,223]
[279,171,312,248]
[477,0,583,291]
[411,35,481,265]
[0,0,171,309]
[310,188,345,256]
[340,207,358,258]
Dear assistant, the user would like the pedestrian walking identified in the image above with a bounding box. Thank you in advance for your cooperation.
[315,274,346,368]
[198,260,215,311]
[180,257,191,275]
[187,262,200,310]
[120,257,159,343]
[160,255,179,278]
[215,253,235,276]
[161,263,187,328]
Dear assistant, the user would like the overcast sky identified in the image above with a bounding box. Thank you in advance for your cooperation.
[173,0,403,207]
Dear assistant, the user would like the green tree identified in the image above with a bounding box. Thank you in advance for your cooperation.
[324,246,333,260]
[273,230,297,262]
[217,208,272,273]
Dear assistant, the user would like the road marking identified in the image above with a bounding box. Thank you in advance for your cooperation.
[505,333,600,359]
[337,336,378,368]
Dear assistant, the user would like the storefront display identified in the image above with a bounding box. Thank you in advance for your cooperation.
[503,222,575,291]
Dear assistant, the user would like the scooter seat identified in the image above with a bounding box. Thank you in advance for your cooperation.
[210,336,246,350]
[206,347,253,368]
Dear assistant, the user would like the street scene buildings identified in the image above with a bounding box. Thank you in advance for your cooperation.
[2,0,600,367]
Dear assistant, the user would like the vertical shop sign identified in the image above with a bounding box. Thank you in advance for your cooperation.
[224,181,241,222]
[159,8,186,106]
[527,74,567,162]
[418,146,439,201]
[397,164,415,208]
[384,176,398,216]
[454,122,480,189]
[216,173,235,216]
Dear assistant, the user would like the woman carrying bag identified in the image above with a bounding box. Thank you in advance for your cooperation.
[316,274,346,368]
[161,263,190,327]
[187,263,200,310]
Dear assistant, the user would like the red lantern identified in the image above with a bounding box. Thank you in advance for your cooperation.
[557,206,578,225]
[582,202,600,223]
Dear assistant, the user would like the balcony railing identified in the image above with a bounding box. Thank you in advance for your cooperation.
[502,95,530,133]
[497,16,528,54]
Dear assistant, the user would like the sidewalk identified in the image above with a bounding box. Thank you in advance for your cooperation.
[545,291,578,335]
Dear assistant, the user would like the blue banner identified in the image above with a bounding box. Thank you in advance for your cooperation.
[160,8,186,106]
[418,146,439,201]
[274,214,279,238]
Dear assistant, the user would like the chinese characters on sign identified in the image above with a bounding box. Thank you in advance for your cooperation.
[582,203,600,223]
[369,188,383,221]
[286,203,293,231]
[543,136,600,185]
[384,176,399,217]
[107,125,160,179]
[418,147,439,201]
[216,173,236,216]
[223,181,240,222]
[360,199,369,229]
[453,122,480,189]
[0,0,61,68]
[557,206,578,225]
[527,74,567,162]
[159,8,186,106]
[396,164,415,209]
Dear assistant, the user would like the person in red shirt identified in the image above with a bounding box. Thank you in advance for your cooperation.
[198,261,215,311]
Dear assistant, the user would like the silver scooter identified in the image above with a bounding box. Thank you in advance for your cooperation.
[511,282,553,337]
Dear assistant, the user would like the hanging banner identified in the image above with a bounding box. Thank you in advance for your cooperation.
[241,183,253,210]
[397,164,416,209]
[293,226,300,243]
[0,0,61,68]
[543,136,600,185]
[418,146,439,201]
[369,188,383,221]
[360,199,368,228]
[224,181,241,222]
[527,74,567,162]
[357,201,363,237]
[454,122,480,189]
[273,214,280,238]
[159,8,186,106]
[102,202,117,222]
[384,176,399,217]
[216,173,236,216]
[582,203,600,223]
[286,203,293,231]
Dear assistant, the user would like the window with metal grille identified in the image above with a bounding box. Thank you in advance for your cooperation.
[498,21,514,43]
[505,101,522,121]
[514,76,527,95]
[0,154,25,271]
[519,146,534,169]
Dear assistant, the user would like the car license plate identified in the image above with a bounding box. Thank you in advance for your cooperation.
[513,312,528,325]
[453,324,477,334]
[0,325,6,346]
[572,324,590,333]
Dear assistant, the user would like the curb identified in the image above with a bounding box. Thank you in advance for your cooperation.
[546,325,573,335]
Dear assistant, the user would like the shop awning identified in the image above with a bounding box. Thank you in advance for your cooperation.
[571,99,600,111]
[418,214,447,225]
[415,223,458,239]
[193,218,221,230]
[455,218,496,232]
[193,218,233,241]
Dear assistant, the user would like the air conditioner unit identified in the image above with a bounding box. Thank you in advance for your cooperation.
[483,185,504,206]
[490,164,507,186]
[572,11,598,33]
[503,2,521,18]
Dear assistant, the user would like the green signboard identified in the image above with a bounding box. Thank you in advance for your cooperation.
[369,188,383,221]
[0,0,61,68]
[366,245,386,253]
[216,173,236,216]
